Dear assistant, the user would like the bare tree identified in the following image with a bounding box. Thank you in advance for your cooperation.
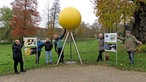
[47,0,61,39]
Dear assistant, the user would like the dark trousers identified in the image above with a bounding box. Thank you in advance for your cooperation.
[127,51,134,64]
[97,50,104,62]
[13,58,24,73]
[37,51,41,64]
[58,48,64,62]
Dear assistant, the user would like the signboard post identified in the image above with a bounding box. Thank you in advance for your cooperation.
[23,37,38,64]
[104,33,117,63]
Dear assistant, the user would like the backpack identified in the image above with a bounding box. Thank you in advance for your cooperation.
[56,40,63,48]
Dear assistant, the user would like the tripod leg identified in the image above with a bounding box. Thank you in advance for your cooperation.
[56,32,69,65]
[70,32,83,64]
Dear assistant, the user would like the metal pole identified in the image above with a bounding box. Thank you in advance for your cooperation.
[116,51,117,63]
[104,51,105,62]
[35,37,38,64]
[104,33,106,62]
[70,32,72,60]
[70,32,83,64]
[116,33,118,63]
[36,46,39,64]
[56,32,69,65]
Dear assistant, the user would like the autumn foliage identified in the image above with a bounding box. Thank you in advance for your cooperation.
[11,0,40,40]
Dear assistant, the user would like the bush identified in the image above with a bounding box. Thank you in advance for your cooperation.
[136,44,146,53]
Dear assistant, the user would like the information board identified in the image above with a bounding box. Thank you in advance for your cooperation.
[23,37,37,47]
[104,33,117,42]
[104,33,118,63]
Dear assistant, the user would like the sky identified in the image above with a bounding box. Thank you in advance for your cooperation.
[0,0,97,28]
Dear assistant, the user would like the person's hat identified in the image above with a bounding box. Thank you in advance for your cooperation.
[126,30,131,33]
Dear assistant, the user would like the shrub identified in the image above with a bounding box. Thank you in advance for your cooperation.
[136,44,146,53]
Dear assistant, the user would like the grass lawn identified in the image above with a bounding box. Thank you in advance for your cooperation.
[0,39,146,76]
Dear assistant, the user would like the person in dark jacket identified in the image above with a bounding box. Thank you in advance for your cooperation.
[12,40,26,74]
[97,33,104,62]
[40,38,53,64]
[37,38,43,64]
[54,29,66,63]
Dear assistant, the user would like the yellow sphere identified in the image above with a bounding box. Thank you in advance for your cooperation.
[59,7,81,30]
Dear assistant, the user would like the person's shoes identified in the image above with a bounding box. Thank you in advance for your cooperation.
[130,63,134,64]
[62,61,65,64]
[49,62,53,64]
[15,72,20,74]
[129,61,134,64]
[20,70,26,72]
[59,61,65,64]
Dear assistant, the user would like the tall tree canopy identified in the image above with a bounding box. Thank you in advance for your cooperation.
[93,0,146,43]
[93,0,135,32]
[11,0,40,40]
[0,7,13,41]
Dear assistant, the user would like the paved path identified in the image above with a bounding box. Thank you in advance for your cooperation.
[0,65,146,82]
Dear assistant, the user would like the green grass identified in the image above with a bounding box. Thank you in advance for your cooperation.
[0,39,146,76]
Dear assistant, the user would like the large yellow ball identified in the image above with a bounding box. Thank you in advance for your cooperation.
[59,7,81,30]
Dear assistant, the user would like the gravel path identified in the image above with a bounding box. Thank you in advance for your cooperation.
[0,65,146,82]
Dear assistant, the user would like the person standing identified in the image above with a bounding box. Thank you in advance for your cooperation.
[54,29,66,63]
[118,31,142,64]
[37,38,43,64]
[41,38,53,64]
[97,33,104,62]
[12,40,26,74]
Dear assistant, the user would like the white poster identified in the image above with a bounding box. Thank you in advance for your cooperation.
[104,33,117,42]
[104,43,117,52]
[23,37,37,47]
